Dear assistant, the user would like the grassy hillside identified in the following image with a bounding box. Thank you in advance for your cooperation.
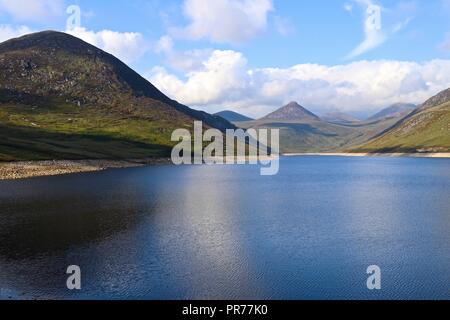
[0,102,194,161]
[0,31,233,161]
[353,101,450,153]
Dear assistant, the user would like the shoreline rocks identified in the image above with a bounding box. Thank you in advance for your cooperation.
[0,158,171,180]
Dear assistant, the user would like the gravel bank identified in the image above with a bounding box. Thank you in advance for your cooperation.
[0,158,171,180]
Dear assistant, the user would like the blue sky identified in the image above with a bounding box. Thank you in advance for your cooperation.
[1,0,450,117]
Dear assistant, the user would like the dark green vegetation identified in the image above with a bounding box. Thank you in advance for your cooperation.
[1,31,448,159]
[0,31,234,161]
[214,110,253,122]
[0,103,180,161]
[354,89,450,153]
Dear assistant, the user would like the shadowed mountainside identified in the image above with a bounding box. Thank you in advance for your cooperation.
[0,31,234,161]
[214,110,253,122]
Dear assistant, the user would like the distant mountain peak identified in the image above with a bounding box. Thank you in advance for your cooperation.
[367,103,416,121]
[0,30,170,103]
[262,101,320,122]
[0,30,234,131]
[214,110,253,122]
[0,30,101,56]
[286,101,301,107]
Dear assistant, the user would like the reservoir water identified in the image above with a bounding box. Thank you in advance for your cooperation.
[0,156,449,299]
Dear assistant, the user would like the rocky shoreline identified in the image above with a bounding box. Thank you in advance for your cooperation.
[0,158,171,180]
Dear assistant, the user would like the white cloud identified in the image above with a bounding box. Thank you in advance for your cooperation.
[172,0,273,44]
[155,35,174,54]
[149,50,250,106]
[344,3,353,12]
[168,48,214,72]
[66,27,149,64]
[148,49,450,118]
[392,17,412,33]
[0,24,33,43]
[347,1,386,59]
[274,16,296,37]
[0,24,149,65]
[0,0,64,22]
[347,0,413,59]
[154,35,214,72]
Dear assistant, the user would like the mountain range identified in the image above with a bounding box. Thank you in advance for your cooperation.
[0,31,234,161]
[1,30,449,161]
[231,95,450,153]
[355,90,450,153]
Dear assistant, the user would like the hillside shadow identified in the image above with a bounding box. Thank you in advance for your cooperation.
[269,122,340,138]
[0,123,171,160]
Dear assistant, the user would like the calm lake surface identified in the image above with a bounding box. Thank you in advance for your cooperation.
[0,156,449,300]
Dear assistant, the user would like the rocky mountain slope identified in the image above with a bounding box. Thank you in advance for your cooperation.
[367,103,416,121]
[261,101,321,122]
[353,89,450,153]
[0,31,234,161]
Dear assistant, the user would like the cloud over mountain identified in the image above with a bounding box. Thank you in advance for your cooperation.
[66,27,149,64]
[0,25,33,43]
[148,49,450,117]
